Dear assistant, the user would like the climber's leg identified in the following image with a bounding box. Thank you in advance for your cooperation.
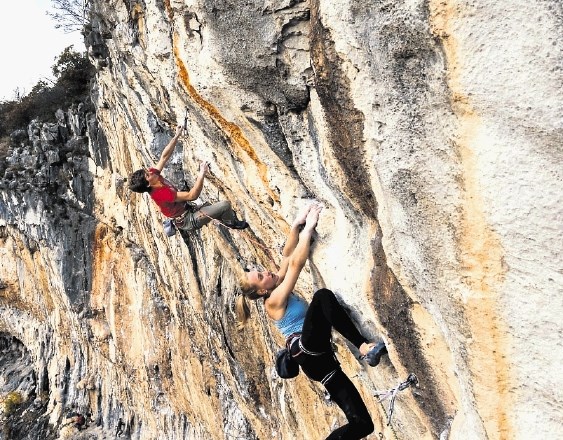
[193,201,247,229]
[324,369,374,440]
[301,288,368,353]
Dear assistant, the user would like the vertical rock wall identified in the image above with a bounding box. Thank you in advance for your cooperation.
[0,0,561,439]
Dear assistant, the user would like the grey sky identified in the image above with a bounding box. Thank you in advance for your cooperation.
[0,0,85,101]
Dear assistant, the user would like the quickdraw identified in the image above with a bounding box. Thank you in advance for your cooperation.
[375,373,419,426]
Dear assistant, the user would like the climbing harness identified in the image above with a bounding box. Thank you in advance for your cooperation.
[374,373,419,426]
[161,201,200,236]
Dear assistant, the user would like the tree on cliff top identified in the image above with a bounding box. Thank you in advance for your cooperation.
[47,0,91,33]
[0,46,94,139]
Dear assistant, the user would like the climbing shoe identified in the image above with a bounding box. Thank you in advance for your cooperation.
[361,341,387,367]
[226,220,249,230]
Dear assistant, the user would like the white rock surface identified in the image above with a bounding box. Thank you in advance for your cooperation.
[0,0,561,439]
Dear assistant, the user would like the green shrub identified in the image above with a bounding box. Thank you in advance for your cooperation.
[2,391,24,414]
[0,46,94,138]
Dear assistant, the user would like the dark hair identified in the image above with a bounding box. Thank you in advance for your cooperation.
[128,169,150,193]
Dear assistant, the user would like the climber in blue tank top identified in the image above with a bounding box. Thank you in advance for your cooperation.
[236,202,388,440]
[273,293,308,337]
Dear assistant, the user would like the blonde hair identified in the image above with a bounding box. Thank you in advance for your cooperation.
[235,274,262,330]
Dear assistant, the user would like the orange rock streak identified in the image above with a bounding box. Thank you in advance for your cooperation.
[429,1,511,438]
[171,34,277,202]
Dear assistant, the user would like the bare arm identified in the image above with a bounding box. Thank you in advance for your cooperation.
[154,125,184,172]
[175,161,209,202]
[266,204,323,320]
[276,204,314,281]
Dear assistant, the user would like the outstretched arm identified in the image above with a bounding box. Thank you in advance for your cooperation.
[175,161,209,202]
[276,204,314,281]
[154,125,184,172]
[266,203,323,320]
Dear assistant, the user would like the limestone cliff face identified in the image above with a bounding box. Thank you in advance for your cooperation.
[1,0,562,439]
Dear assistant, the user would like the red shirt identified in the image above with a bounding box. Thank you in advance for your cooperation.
[148,168,187,218]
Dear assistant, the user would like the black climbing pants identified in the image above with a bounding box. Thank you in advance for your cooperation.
[324,371,375,440]
[289,288,374,439]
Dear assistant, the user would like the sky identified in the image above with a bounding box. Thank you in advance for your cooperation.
[0,0,86,101]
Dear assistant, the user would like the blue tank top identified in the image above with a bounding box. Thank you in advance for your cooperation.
[273,294,308,338]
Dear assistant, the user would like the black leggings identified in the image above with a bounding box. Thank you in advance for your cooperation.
[289,289,374,439]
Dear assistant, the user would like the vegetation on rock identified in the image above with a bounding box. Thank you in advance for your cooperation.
[0,46,94,140]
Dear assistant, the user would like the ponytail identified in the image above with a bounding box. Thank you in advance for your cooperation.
[235,295,251,330]
[235,275,263,329]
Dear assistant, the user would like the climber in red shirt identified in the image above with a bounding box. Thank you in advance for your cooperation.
[128,125,248,231]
